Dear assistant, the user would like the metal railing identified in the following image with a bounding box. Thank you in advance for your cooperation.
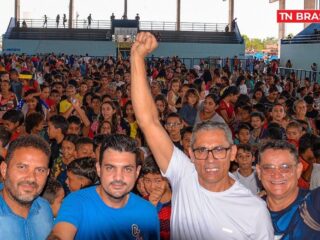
[281,34,320,44]
[278,67,320,83]
[14,18,228,32]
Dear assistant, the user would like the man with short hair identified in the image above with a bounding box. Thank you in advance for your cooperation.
[0,135,53,239]
[130,32,273,240]
[256,140,320,239]
[48,134,160,240]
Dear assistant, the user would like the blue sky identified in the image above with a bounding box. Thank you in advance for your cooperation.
[0,0,310,39]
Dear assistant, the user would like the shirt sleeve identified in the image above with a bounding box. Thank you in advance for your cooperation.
[253,203,275,240]
[162,146,195,188]
[54,193,83,229]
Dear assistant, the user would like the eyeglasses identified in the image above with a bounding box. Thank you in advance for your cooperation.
[260,163,297,176]
[192,146,231,160]
[165,122,181,128]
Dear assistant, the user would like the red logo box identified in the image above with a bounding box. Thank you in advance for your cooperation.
[277,10,320,23]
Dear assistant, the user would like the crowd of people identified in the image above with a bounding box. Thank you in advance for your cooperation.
[0,31,319,239]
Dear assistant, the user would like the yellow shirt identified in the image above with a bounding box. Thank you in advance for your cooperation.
[59,99,72,113]
[129,121,138,139]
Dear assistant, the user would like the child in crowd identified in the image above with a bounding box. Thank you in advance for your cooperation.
[123,100,138,139]
[236,104,252,124]
[21,89,48,119]
[0,126,11,158]
[164,113,183,150]
[270,103,287,139]
[175,83,189,111]
[25,112,45,136]
[155,94,169,125]
[167,78,180,113]
[97,120,114,135]
[141,156,172,240]
[2,109,24,142]
[67,115,82,135]
[75,137,95,159]
[66,157,98,192]
[181,126,193,158]
[250,111,266,144]
[217,86,239,131]
[286,121,303,147]
[52,134,79,195]
[270,103,286,127]
[233,144,261,195]
[48,115,68,165]
[298,133,318,190]
[42,178,65,218]
[179,88,199,127]
[93,134,107,161]
[235,123,253,145]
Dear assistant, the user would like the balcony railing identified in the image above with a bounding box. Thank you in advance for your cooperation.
[281,34,320,44]
[14,18,228,32]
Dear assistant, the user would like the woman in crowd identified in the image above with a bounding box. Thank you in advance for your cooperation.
[217,85,239,127]
[292,99,316,134]
[194,93,225,125]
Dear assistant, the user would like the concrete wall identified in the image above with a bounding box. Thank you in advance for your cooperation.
[280,43,320,70]
[3,39,245,58]
[3,39,116,56]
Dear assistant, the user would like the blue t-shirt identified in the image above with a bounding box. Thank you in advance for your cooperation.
[269,187,320,239]
[0,193,53,240]
[55,186,160,240]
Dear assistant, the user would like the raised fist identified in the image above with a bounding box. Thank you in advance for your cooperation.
[131,32,158,58]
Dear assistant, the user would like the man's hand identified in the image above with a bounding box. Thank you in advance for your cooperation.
[131,32,158,58]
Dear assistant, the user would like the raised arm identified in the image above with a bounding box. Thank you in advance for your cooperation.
[131,32,173,173]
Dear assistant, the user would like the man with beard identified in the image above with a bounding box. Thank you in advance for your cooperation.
[0,135,53,239]
[48,134,159,240]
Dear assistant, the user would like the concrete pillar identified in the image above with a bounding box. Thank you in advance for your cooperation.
[15,0,20,22]
[177,0,181,31]
[278,0,285,39]
[304,0,316,28]
[69,0,74,28]
[228,0,234,30]
[124,0,127,19]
